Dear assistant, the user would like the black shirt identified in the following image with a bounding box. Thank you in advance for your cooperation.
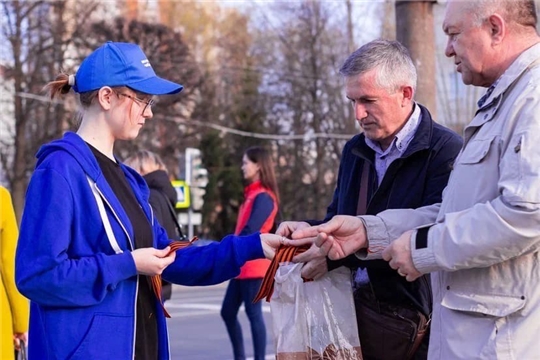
[89,144,158,360]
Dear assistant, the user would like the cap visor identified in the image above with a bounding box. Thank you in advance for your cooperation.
[128,76,184,95]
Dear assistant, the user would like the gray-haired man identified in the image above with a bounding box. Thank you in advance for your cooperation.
[278,39,462,360]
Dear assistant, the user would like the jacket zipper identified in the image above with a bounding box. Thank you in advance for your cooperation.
[94,184,138,360]
[143,197,172,359]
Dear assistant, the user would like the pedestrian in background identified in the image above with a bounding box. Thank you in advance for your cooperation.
[0,186,29,360]
[125,149,183,302]
[15,41,285,360]
[221,146,279,360]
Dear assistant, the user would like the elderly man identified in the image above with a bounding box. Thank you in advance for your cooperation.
[278,40,462,360]
[292,1,540,359]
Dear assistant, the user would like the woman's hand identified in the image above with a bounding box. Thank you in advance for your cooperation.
[14,332,27,350]
[260,234,283,259]
[131,247,176,275]
[260,233,316,260]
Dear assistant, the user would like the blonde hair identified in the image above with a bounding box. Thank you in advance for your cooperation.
[124,150,167,176]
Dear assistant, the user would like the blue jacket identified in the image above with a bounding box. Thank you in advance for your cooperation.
[322,105,463,316]
[15,132,264,360]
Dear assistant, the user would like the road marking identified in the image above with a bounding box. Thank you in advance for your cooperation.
[166,303,222,310]
[171,295,225,302]
[166,310,216,318]
[165,303,271,315]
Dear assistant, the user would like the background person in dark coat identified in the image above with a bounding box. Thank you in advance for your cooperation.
[125,150,181,301]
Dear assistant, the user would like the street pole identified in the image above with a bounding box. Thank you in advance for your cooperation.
[395,0,437,118]
[185,149,194,240]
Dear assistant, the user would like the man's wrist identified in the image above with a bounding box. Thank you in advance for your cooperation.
[415,226,429,249]
[354,215,388,260]
[410,226,439,273]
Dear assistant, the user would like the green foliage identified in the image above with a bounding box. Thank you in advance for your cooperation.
[198,131,242,239]
[196,63,271,239]
[168,4,271,239]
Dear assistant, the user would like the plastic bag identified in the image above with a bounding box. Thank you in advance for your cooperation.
[271,263,363,359]
[15,339,27,360]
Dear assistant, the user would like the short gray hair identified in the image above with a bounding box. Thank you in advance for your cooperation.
[461,0,537,28]
[339,39,417,93]
[124,149,167,176]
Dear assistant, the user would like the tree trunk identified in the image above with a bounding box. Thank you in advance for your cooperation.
[396,0,437,118]
[344,0,356,134]
[382,0,396,40]
[11,1,27,221]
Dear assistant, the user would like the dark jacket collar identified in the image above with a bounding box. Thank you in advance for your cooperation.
[143,170,177,205]
[351,103,434,161]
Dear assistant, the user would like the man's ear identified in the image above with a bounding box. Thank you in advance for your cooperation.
[97,87,115,110]
[487,13,506,45]
[401,85,414,106]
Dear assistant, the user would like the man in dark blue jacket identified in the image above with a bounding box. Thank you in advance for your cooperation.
[277,40,463,360]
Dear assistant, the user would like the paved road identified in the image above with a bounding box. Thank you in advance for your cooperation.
[166,282,275,360]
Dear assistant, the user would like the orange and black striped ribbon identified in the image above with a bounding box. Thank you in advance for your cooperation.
[150,237,198,318]
[253,244,311,303]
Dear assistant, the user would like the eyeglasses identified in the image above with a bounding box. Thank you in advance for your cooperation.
[116,93,156,114]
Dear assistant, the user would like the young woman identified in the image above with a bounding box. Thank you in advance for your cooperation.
[221,147,280,360]
[15,42,284,360]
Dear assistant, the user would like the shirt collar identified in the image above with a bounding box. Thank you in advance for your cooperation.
[477,42,540,110]
[477,78,500,109]
[365,102,422,156]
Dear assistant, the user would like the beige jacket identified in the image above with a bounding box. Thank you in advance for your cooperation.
[360,43,540,359]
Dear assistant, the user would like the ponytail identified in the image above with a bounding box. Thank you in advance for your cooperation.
[43,73,74,100]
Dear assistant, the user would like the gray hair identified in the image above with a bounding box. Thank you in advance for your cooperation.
[339,39,417,93]
[460,0,537,28]
[124,149,168,176]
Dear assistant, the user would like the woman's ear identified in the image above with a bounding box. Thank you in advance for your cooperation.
[97,87,115,110]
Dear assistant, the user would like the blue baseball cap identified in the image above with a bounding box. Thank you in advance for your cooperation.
[73,41,183,95]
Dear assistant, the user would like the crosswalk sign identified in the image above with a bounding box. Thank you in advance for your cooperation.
[171,180,190,209]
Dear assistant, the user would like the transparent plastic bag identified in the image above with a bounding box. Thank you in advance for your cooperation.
[271,263,363,360]
[15,339,27,360]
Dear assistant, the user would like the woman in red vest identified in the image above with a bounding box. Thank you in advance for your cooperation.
[221,146,279,360]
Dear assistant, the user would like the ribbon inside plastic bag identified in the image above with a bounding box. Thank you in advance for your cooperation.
[271,263,363,360]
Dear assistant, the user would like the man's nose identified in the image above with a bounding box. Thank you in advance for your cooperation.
[444,39,455,58]
[354,103,367,120]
